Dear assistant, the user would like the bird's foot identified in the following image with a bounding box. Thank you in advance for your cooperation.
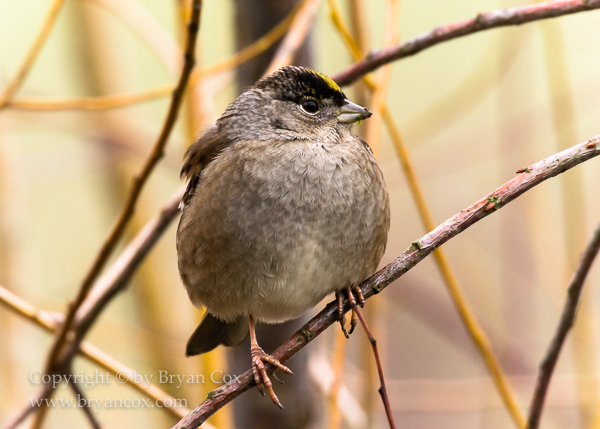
[336,285,365,338]
[250,346,293,409]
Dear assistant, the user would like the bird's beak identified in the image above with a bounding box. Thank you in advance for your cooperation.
[337,99,372,123]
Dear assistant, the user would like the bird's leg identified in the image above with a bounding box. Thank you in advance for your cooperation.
[249,314,293,409]
[336,285,366,338]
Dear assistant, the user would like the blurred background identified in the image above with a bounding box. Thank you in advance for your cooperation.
[1,0,600,428]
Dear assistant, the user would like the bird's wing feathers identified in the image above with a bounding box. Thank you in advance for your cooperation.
[180,126,232,208]
[186,313,248,356]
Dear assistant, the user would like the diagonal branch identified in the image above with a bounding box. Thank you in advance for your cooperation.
[332,0,600,86]
[527,220,600,429]
[171,137,600,429]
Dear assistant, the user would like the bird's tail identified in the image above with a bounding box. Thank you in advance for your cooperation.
[186,312,249,356]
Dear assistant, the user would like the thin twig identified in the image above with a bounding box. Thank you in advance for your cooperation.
[352,304,396,429]
[171,137,600,429]
[0,0,67,109]
[22,188,184,427]
[332,0,600,86]
[527,221,600,429]
[11,86,174,111]
[69,383,101,429]
[539,15,597,424]
[29,1,202,423]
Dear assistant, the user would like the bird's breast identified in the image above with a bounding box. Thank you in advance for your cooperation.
[177,139,389,322]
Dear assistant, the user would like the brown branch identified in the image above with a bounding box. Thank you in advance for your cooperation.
[352,304,396,429]
[527,220,600,429]
[69,383,101,429]
[332,0,600,86]
[29,0,202,423]
[171,137,600,429]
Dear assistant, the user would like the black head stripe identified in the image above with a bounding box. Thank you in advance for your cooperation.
[255,66,346,104]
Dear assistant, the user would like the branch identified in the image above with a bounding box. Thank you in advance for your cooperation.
[69,383,101,429]
[527,220,600,429]
[352,304,396,429]
[171,137,600,429]
[332,0,600,86]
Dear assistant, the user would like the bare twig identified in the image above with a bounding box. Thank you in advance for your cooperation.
[332,0,600,86]
[29,1,202,423]
[69,383,101,429]
[352,304,396,429]
[0,0,67,109]
[383,109,527,427]
[527,221,600,429]
[171,138,600,429]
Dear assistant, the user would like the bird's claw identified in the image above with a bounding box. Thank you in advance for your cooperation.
[336,286,365,338]
[250,346,292,409]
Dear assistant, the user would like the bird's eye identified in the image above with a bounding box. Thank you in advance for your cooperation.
[300,99,319,114]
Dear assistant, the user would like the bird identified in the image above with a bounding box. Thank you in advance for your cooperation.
[176,65,390,408]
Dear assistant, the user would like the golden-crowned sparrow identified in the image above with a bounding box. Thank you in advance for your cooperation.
[177,66,390,407]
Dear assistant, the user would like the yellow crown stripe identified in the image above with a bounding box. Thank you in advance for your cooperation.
[311,69,342,94]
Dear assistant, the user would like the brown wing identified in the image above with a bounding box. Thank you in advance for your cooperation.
[180,126,232,208]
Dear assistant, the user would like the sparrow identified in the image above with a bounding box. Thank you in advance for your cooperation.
[176,65,390,408]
